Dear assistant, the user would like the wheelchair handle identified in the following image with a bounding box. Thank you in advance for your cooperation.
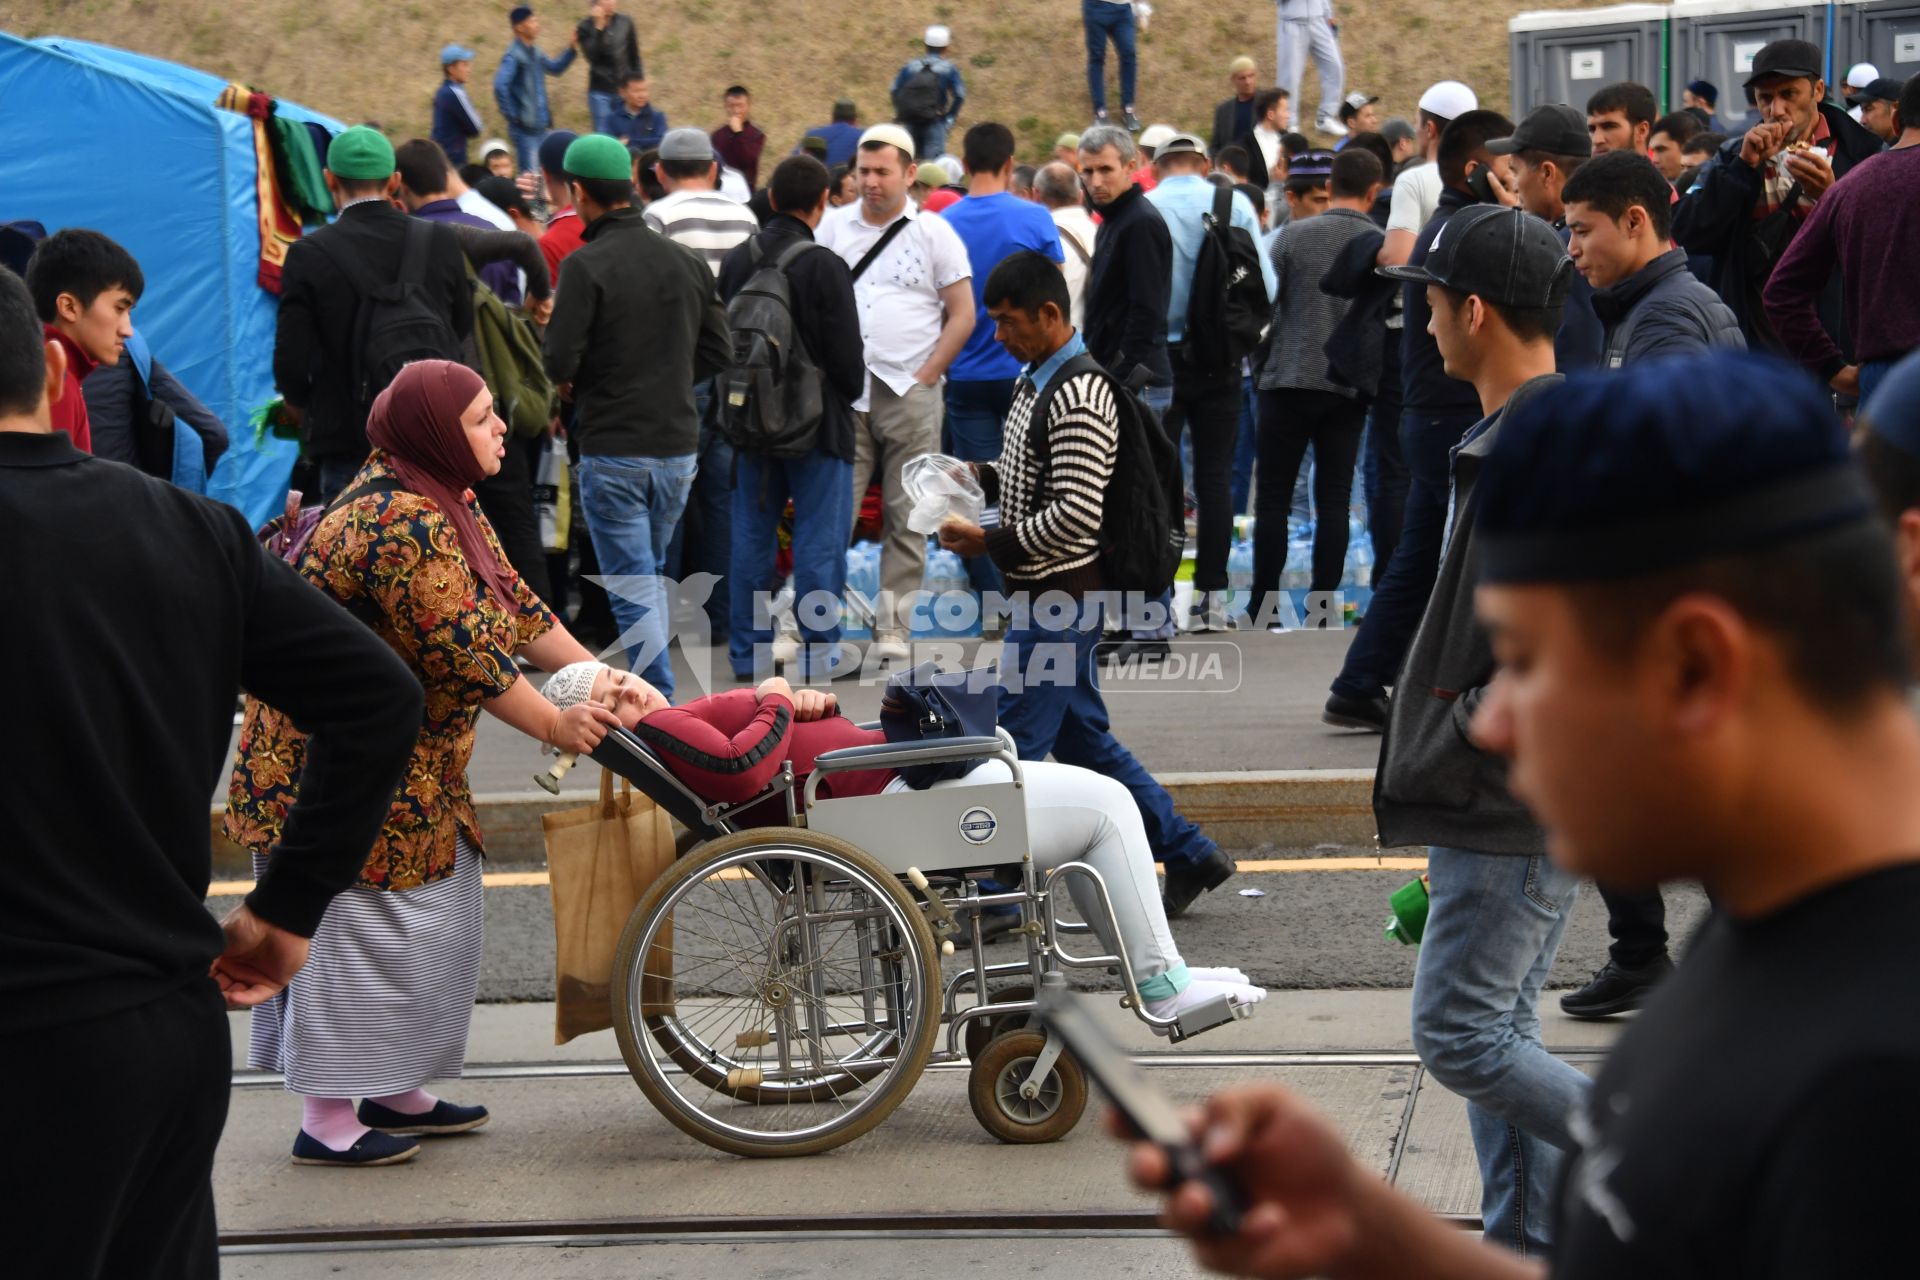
[534,751,578,795]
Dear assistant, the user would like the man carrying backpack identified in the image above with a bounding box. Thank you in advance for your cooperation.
[939,250,1237,917]
[717,155,867,681]
[892,25,967,165]
[1144,133,1274,636]
[274,127,473,502]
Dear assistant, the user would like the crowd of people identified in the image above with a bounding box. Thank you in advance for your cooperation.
[5,3,1920,1276]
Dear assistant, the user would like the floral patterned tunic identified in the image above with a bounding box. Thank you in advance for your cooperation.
[224,452,557,890]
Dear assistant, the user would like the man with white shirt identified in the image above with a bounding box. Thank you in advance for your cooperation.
[816,125,974,660]
[1378,80,1477,268]
[1035,161,1096,330]
[1242,87,1293,183]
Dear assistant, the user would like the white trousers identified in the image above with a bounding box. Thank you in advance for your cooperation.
[905,759,1186,988]
[1277,14,1345,123]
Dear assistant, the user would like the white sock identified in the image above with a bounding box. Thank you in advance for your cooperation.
[1187,965,1249,986]
[1145,976,1267,1022]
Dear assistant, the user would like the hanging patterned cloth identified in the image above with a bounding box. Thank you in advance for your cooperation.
[216,83,307,295]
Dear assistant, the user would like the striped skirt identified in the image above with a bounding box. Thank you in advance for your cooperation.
[248,836,485,1097]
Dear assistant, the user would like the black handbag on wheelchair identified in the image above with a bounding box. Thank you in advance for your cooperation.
[877,661,1001,791]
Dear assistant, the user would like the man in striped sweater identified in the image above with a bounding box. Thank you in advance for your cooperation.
[940,251,1236,915]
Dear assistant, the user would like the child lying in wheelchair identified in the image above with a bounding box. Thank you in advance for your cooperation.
[540,661,1265,1026]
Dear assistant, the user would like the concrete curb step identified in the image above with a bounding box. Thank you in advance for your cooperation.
[209,768,1382,876]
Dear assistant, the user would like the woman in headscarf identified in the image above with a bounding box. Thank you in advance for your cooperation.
[225,360,620,1167]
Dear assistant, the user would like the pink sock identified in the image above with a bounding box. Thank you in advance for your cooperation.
[367,1088,440,1116]
[301,1096,369,1152]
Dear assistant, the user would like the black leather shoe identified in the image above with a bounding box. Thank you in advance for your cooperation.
[1559,956,1673,1019]
[1323,691,1389,733]
[1162,848,1237,918]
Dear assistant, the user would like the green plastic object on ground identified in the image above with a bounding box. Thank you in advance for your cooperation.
[1384,874,1430,946]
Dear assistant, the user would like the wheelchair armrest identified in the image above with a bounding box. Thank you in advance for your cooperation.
[811,736,1007,773]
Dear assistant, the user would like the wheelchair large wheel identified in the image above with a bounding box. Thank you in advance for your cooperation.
[611,829,942,1157]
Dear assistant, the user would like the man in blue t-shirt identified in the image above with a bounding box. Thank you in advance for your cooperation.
[804,99,866,168]
[936,122,1064,597]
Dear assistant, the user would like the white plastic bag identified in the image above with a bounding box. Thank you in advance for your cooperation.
[902,453,984,535]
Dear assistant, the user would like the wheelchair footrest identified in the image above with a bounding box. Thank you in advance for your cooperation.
[1165,993,1253,1044]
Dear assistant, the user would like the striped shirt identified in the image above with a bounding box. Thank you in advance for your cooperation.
[979,353,1119,595]
[642,189,759,276]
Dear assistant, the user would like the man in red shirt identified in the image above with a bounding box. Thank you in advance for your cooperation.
[24,229,142,454]
[536,130,586,278]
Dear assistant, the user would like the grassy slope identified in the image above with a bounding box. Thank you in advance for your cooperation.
[8,0,1610,165]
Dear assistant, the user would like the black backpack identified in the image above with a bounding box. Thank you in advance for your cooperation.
[1184,184,1269,374]
[1031,354,1185,599]
[314,218,465,413]
[893,59,946,126]
[718,237,828,458]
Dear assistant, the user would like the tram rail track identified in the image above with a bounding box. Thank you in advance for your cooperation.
[221,1208,1482,1255]
[229,1045,1610,1091]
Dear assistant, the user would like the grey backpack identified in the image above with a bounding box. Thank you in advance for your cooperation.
[718,238,826,458]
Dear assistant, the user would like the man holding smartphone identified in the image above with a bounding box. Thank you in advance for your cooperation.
[1122,353,1920,1278]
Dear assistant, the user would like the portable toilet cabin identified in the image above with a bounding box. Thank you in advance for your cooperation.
[1508,4,1671,121]
[1669,0,1832,134]
[1834,0,1920,88]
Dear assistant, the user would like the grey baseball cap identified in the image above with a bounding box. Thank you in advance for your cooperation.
[660,127,717,163]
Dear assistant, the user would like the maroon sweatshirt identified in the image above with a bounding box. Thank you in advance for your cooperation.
[1763,146,1920,378]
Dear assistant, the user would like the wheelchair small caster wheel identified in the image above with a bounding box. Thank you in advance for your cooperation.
[968,1029,1086,1144]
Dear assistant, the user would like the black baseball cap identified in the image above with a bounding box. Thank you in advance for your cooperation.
[1847,76,1903,108]
[1486,104,1592,158]
[1743,39,1823,89]
[1377,205,1572,310]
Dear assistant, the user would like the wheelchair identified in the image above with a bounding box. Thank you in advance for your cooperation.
[580,723,1250,1158]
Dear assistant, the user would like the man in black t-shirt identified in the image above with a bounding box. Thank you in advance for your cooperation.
[1123,350,1920,1279]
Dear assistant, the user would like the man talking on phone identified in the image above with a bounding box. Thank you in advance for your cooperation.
[1120,353,1920,1278]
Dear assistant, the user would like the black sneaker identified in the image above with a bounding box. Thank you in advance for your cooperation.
[1163,848,1237,918]
[1323,691,1389,733]
[1559,956,1673,1019]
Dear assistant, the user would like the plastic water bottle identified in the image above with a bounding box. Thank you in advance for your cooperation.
[1282,523,1313,590]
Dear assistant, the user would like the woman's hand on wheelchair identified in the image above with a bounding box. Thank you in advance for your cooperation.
[789,688,838,721]
[550,701,621,754]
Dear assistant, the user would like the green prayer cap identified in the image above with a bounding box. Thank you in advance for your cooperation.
[564,134,633,182]
[326,126,395,181]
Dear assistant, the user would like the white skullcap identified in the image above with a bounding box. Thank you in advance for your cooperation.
[1846,62,1881,86]
[541,661,607,711]
[925,24,951,48]
[1417,81,1479,122]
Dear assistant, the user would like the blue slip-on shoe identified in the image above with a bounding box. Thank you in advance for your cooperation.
[290,1129,420,1167]
[356,1098,491,1136]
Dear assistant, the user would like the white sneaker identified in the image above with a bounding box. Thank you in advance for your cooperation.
[869,632,912,662]
[771,632,800,668]
[1316,114,1350,138]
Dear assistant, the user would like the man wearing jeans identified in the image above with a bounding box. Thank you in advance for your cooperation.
[544,136,729,698]
[575,0,641,136]
[940,122,1065,600]
[939,251,1233,919]
[817,126,974,662]
[1146,133,1274,636]
[1375,205,1581,1257]
[1083,0,1141,131]
[493,6,577,176]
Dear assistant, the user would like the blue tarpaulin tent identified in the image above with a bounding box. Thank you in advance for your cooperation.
[0,32,344,526]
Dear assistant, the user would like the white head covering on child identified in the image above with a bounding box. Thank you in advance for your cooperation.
[541,661,607,712]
